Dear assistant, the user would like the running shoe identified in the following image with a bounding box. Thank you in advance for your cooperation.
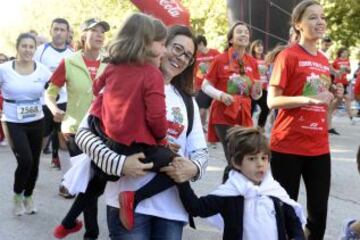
[51,157,61,169]
[53,219,83,239]
[328,128,340,135]
[13,194,24,216]
[23,196,37,214]
[58,185,75,199]
[119,191,135,231]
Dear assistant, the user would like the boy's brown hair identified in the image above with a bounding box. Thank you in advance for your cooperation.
[226,126,270,167]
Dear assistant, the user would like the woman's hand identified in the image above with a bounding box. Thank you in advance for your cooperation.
[309,91,334,105]
[121,152,153,178]
[160,157,198,183]
[219,92,234,106]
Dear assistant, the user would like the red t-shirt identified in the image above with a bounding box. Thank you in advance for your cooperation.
[256,58,269,89]
[355,74,360,99]
[91,63,167,146]
[194,48,220,91]
[205,48,260,141]
[332,58,350,86]
[270,44,331,156]
[50,57,101,87]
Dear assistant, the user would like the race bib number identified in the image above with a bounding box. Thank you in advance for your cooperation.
[16,100,42,120]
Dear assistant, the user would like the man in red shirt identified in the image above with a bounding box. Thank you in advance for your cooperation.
[194,35,220,130]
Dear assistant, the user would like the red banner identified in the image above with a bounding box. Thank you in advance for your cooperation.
[130,0,190,27]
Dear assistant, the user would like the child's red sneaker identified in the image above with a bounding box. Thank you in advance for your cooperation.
[53,220,83,239]
[119,191,135,230]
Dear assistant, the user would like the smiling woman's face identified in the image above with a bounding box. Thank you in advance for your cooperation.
[160,35,195,80]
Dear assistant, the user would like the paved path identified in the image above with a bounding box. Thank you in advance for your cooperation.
[0,114,359,240]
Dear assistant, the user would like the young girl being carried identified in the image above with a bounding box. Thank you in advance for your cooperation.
[177,126,306,240]
[53,13,174,239]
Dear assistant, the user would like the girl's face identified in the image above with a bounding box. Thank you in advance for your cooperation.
[233,152,269,185]
[148,39,166,67]
[84,25,105,50]
[340,50,349,59]
[161,35,195,79]
[295,4,326,41]
[230,24,250,48]
[254,44,264,55]
[17,38,36,62]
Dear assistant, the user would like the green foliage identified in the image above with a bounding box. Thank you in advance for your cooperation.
[321,0,360,49]
[182,0,228,51]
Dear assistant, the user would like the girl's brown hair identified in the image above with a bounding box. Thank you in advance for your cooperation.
[226,126,270,167]
[107,13,167,65]
[291,0,321,37]
[250,39,264,59]
[165,25,197,96]
[226,21,250,51]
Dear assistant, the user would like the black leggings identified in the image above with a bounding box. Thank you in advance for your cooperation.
[214,124,233,183]
[3,119,44,196]
[43,103,66,158]
[271,151,331,240]
[251,90,270,128]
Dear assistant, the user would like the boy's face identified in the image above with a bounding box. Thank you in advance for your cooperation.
[233,152,269,185]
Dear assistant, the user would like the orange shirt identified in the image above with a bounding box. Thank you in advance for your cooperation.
[270,44,331,156]
[194,48,220,91]
[205,48,260,142]
[332,58,350,85]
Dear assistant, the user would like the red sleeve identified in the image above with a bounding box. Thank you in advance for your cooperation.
[205,56,221,85]
[270,50,292,90]
[332,59,339,70]
[143,66,168,140]
[250,58,260,81]
[50,59,66,87]
[93,65,108,96]
[355,75,360,96]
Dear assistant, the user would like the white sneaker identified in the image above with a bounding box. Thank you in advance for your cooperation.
[13,195,24,216]
[23,196,37,214]
[0,140,7,146]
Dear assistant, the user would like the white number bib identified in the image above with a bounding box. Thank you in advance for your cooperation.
[16,100,42,120]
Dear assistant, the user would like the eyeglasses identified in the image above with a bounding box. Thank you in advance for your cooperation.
[170,43,194,65]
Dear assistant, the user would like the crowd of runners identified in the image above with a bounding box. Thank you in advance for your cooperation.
[0,0,360,239]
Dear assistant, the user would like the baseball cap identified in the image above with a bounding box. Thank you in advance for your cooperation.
[81,18,110,32]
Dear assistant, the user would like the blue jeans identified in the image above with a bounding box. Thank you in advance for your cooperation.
[107,206,185,240]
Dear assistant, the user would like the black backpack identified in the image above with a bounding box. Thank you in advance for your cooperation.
[177,89,194,137]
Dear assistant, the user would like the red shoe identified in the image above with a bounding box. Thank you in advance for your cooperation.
[51,157,61,169]
[53,220,83,239]
[119,191,135,230]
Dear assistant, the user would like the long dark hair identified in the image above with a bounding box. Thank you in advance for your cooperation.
[165,25,197,96]
[225,21,250,51]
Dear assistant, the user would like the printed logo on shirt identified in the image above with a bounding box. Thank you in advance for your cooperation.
[227,73,252,96]
[167,107,185,141]
[298,61,329,72]
[302,73,331,96]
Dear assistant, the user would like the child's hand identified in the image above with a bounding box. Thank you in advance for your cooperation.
[122,153,153,177]
[161,157,198,183]
[169,142,181,153]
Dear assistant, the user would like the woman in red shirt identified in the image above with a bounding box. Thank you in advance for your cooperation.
[250,39,270,130]
[267,1,334,239]
[201,21,260,181]
[332,47,353,121]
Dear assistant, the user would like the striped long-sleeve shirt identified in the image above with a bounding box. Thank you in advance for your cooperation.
[75,127,209,181]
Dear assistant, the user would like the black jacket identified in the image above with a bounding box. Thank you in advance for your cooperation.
[178,182,305,240]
